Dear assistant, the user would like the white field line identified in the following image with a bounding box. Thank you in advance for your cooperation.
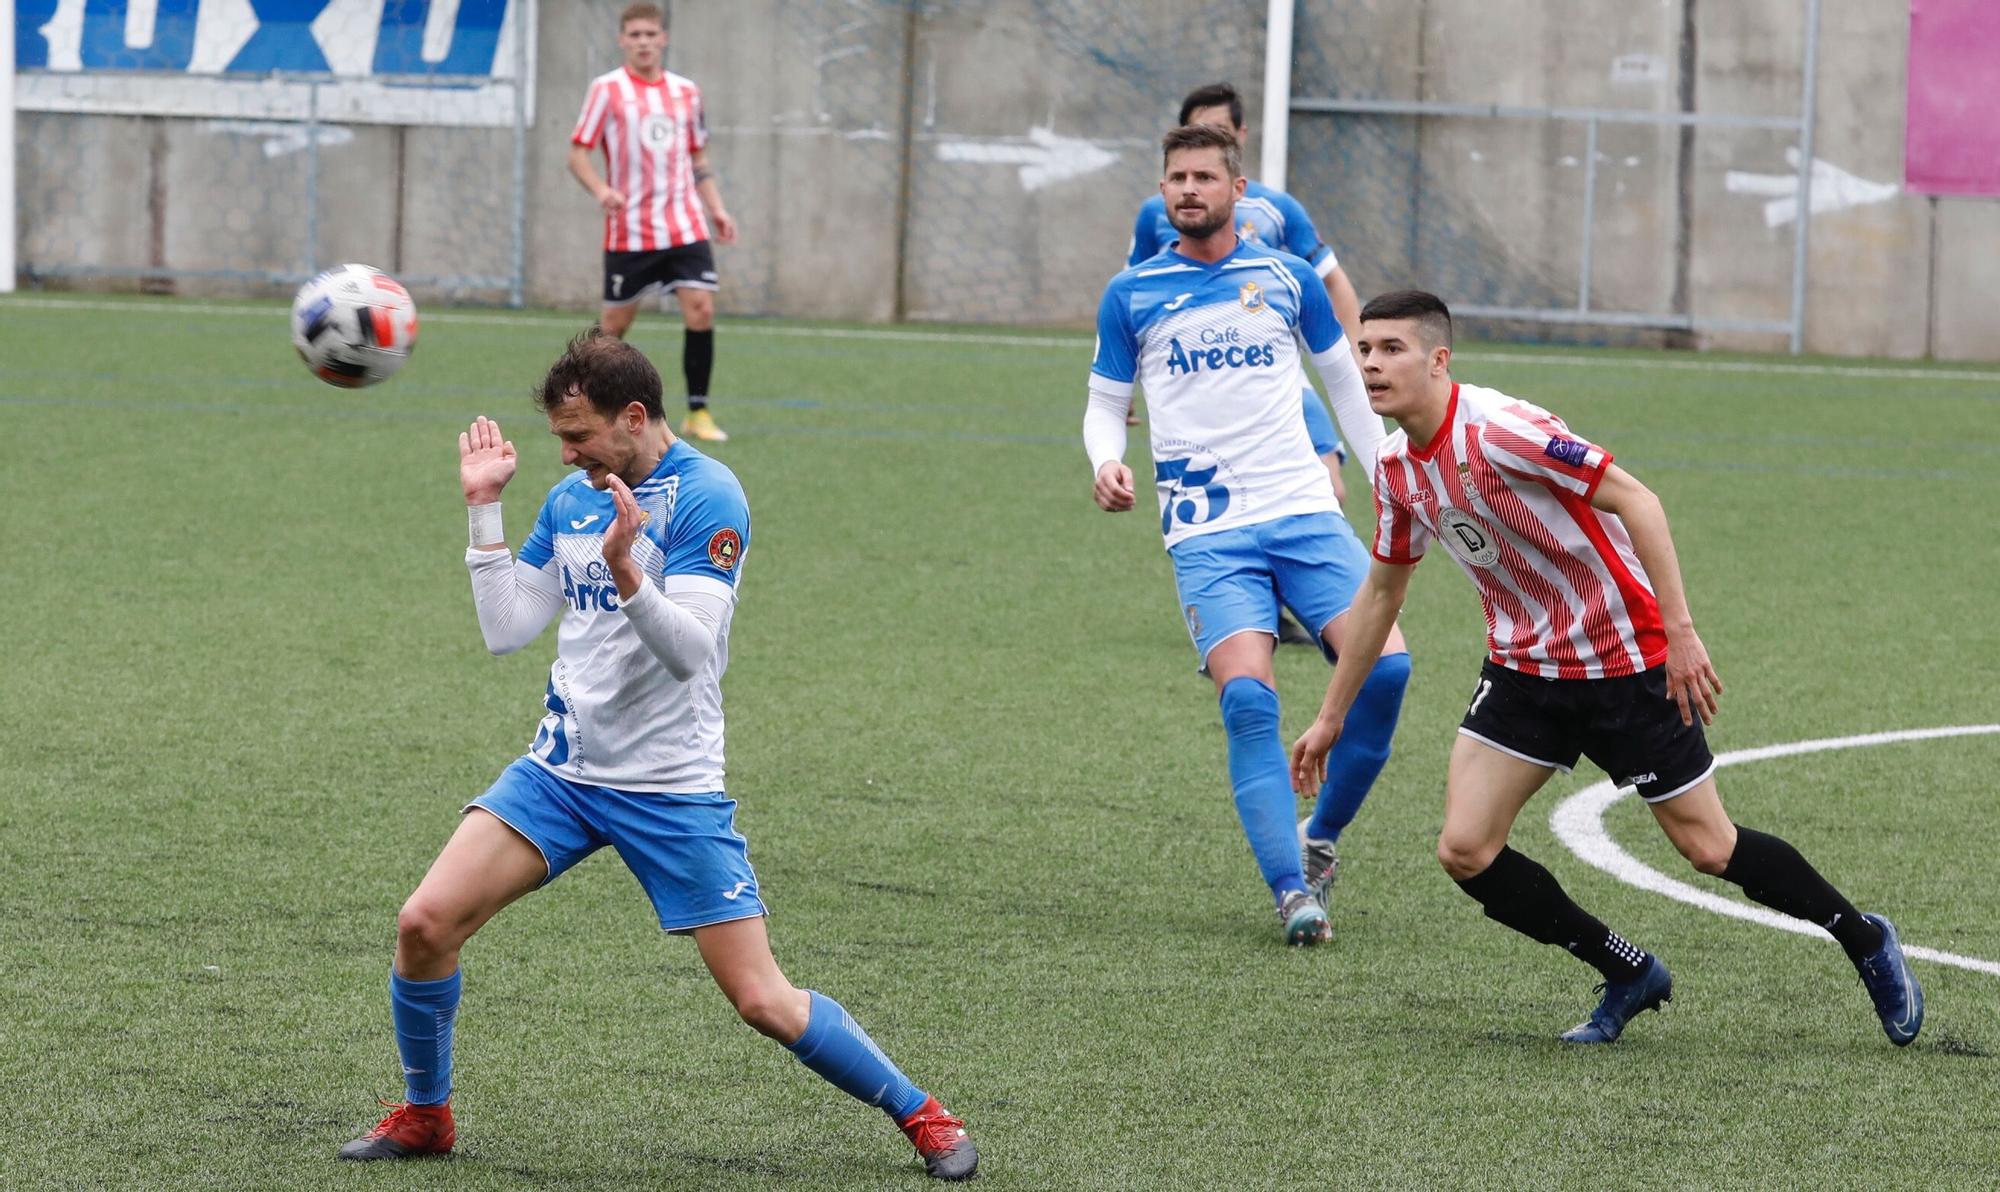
[5,295,2000,383]
[1549,724,2000,976]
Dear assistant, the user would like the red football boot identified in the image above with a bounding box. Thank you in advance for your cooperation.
[338,1099,455,1161]
[897,1096,978,1181]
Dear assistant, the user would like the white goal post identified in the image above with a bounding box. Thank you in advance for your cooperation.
[3,0,16,294]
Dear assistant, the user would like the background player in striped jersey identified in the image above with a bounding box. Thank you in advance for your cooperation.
[568,3,737,443]
[1087,125,1412,945]
[1292,290,1924,1046]
[338,331,977,1180]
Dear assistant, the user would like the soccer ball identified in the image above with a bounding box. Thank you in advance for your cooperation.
[290,264,419,388]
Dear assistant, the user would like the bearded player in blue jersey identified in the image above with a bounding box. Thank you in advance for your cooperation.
[1129,82,1365,513]
[338,330,977,1181]
[1089,125,1412,945]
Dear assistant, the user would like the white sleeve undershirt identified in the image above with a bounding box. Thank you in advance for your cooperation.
[1308,334,1386,471]
[465,547,563,655]
[620,580,730,682]
[1083,384,1132,476]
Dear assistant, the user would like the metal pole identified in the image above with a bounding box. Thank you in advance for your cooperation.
[509,0,532,308]
[891,2,921,322]
[305,77,320,277]
[1787,0,1821,355]
[1261,0,1296,190]
[0,1,16,293]
[1579,116,1599,312]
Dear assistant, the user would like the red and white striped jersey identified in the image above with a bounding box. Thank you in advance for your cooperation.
[571,68,711,252]
[1371,383,1667,678]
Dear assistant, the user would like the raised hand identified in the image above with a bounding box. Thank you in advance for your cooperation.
[459,416,518,505]
[601,473,648,600]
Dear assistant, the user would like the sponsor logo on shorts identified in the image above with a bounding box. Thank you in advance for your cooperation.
[1626,771,1658,787]
[708,527,742,571]
[1185,603,1203,636]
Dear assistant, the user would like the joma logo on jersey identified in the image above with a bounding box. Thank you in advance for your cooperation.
[1164,337,1276,375]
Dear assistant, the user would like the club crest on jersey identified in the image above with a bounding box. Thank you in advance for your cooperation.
[1437,507,1501,568]
[1239,219,1261,243]
[1238,281,1265,311]
[707,528,741,571]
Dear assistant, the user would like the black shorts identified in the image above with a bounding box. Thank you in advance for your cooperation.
[603,242,718,305]
[1457,659,1716,802]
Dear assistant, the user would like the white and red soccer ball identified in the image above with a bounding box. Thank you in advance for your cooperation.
[290,264,419,388]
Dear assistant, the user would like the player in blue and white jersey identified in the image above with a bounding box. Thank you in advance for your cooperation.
[339,331,977,1181]
[1127,82,1365,508]
[1086,125,1412,946]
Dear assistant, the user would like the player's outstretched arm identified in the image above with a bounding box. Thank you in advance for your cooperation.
[1590,464,1721,726]
[460,415,518,528]
[1291,559,1413,793]
[461,416,560,654]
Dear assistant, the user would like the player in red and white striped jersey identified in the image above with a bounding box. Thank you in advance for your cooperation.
[567,4,738,443]
[1292,290,1924,1048]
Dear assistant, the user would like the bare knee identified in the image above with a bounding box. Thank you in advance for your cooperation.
[1676,836,1735,876]
[396,896,470,967]
[1437,835,1501,882]
[599,306,636,338]
[729,979,804,1041]
[679,292,715,330]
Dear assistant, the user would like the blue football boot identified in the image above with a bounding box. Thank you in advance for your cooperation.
[1560,954,1672,1044]
[1854,913,1924,1046]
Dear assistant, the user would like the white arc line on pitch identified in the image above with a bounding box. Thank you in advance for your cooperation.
[1549,724,2000,977]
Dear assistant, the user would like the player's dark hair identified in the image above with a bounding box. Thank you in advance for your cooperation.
[1162,123,1242,179]
[536,328,665,421]
[620,3,665,31]
[1361,289,1455,350]
[1179,82,1244,129]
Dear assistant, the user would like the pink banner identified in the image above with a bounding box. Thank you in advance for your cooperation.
[1907,0,2000,195]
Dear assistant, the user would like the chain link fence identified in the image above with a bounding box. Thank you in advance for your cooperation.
[14,0,531,302]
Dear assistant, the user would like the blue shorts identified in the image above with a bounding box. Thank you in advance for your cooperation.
[1169,511,1372,668]
[468,757,766,933]
[1300,386,1345,460]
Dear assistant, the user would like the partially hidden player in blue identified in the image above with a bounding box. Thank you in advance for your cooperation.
[338,330,977,1181]
[1128,82,1364,513]
[1087,124,1412,945]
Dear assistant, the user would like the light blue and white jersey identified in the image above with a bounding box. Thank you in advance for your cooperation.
[1127,181,1339,278]
[516,440,749,792]
[1091,239,1351,548]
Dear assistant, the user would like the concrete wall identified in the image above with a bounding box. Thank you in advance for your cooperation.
[12,0,1999,359]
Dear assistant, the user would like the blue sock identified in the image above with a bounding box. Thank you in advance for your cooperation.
[1307,652,1411,843]
[389,968,461,1106]
[1219,676,1308,901]
[785,991,928,1120]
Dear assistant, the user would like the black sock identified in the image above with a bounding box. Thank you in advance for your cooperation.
[684,328,714,409]
[1719,825,1882,962]
[1456,847,1650,981]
